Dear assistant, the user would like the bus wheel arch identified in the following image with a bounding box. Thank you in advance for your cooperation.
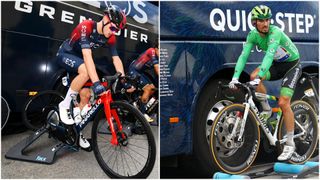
[192,68,248,175]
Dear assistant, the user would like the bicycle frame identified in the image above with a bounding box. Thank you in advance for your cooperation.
[72,81,124,146]
[236,84,306,146]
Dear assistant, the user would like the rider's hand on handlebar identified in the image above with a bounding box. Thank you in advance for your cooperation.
[229,78,240,89]
[120,80,136,94]
[93,81,106,96]
[249,77,261,88]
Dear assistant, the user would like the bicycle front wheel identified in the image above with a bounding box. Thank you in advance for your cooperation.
[22,90,64,131]
[92,101,156,178]
[210,104,260,174]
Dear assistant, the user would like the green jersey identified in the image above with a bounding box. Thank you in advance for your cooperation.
[233,25,300,79]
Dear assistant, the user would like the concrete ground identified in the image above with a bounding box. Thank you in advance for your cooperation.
[1,123,159,179]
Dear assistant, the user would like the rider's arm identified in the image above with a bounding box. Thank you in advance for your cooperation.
[82,49,100,83]
[233,32,255,79]
[108,37,124,76]
[257,31,281,78]
[154,64,159,76]
[150,48,159,76]
[112,55,125,77]
[78,22,100,83]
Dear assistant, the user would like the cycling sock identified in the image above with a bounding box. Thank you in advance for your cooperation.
[255,93,271,111]
[59,88,78,109]
[286,131,295,147]
[260,99,271,111]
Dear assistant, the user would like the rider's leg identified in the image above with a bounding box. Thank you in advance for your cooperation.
[251,68,267,93]
[279,96,295,145]
[79,88,91,109]
[59,64,89,125]
[141,84,156,122]
[73,65,91,149]
[251,68,271,117]
[141,84,155,103]
[277,61,302,161]
[277,95,295,161]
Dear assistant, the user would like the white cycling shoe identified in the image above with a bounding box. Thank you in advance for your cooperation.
[278,145,295,161]
[79,132,91,150]
[59,104,75,125]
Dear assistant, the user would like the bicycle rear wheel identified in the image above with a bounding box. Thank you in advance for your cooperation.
[22,90,64,131]
[278,100,319,164]
[1,96,10,130]
[92,101,156,178]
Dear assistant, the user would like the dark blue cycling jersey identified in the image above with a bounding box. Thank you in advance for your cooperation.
[56,20,118,72]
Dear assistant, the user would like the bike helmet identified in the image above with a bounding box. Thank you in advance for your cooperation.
[104,5,126,30]
[251,5,272,20]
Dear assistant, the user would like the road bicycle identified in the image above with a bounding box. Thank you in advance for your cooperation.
[120,75,158,124]
[14,73,156,178]
[209,82,318,174]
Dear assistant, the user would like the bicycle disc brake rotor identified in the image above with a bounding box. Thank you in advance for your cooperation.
[215,111,244,157]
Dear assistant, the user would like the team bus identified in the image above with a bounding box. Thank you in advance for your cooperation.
[1,1,158,130]
[160,1,318,176]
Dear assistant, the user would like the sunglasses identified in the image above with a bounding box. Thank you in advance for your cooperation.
[109,25,119,33]
[102,21,120,33]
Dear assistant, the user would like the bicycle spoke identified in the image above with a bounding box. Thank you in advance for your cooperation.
[122,147,140,173]
[127,142,149,151]
[126,145,148,160]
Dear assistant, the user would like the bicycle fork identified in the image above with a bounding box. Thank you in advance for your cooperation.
[101,91,125,146]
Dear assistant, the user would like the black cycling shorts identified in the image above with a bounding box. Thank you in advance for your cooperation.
[267,59,302,97]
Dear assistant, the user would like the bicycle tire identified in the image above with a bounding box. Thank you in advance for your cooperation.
[1,96,10,130]
[22,90,64,131]
[92,101,156,178]
[278,100,319,164]
[210,103,260,174]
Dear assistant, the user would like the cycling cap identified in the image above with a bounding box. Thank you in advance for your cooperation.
[104,5,126,29]
[251,5,272,20]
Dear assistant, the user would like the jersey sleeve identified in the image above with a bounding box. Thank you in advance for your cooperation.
[106,35,118,57]
[78,21,93,49]
[257,30,281,78]
[233,32,255,79]
[150,49,159,65]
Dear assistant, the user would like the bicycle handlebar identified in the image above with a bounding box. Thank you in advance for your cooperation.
[219,81,258,101]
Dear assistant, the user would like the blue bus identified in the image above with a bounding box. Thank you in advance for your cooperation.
[1,1,158,129]
[160,1,318,176]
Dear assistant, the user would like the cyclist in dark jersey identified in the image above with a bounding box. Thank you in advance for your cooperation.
[128,42,159,122]
[56,5,126,150]
[228,5,302,161]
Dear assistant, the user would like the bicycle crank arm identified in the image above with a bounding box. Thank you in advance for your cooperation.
[279,132,306,144]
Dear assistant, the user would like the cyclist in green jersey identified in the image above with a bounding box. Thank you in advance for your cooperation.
[229,5,302,161]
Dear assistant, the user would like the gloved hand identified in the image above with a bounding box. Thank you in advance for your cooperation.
[249,77,261,87]
[93,81,106,95]
[122,82,136,93]
[229,78,240,89]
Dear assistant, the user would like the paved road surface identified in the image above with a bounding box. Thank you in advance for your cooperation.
[1,123,159,179]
